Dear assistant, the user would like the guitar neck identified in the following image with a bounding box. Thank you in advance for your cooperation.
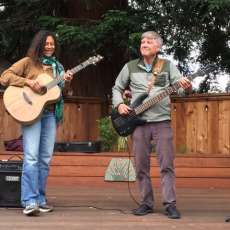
[69,59,92,75]
[134,74,196,115]
[45,60,93,90]
[134,82,181,115]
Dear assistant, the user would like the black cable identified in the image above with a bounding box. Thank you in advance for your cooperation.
[3,205,130,215]
[125,137,140,206]
[54,138,139,214]
[54,205,130,214]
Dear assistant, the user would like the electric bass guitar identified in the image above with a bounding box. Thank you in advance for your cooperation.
[111,65,215,137]
[3,55,103,125]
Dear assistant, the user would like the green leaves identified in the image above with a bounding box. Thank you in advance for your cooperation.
[0,0,229,72]
[97,116,118,152]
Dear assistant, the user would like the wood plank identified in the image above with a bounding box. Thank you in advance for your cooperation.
[171,102,186,153]
[47,176,230,188]
[185,102,197,153]
[88,103,101,140]
[207,101,219,154]
[1,152,230,168]
[196,101,208,154]
[49,165,230,178]
[49,155,230,168]
[218,100,230,154]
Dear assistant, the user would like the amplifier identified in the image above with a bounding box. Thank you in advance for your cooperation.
[54,141,101,153]
[0,160,22,207]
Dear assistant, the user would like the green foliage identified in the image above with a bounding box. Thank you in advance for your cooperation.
[97,116,118,152]
[97,116,129,152]
[117,136,128,152]
[0,0,229,73]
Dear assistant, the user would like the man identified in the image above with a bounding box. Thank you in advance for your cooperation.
[112,31,191,219]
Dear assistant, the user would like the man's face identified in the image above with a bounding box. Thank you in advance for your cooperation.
[140,37,160,58]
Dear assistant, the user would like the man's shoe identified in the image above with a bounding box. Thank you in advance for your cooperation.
[23,204,40,216]
[132,204,154,216]
[39,204,54,213]
[165,205,181,219]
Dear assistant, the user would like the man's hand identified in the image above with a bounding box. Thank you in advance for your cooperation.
[179,77,192,90]
[118,103,132,115]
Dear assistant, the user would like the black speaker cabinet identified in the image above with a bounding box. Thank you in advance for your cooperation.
[54,141,101,153]
[0,160,22,207]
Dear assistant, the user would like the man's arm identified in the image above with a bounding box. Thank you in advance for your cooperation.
[112,64,132,114]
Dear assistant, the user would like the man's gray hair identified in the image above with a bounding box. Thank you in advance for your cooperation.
[141,31,163,48]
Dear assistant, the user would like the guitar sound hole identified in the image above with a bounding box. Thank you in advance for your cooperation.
[39,86,47,95]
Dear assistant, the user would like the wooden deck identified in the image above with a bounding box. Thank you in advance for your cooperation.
[0,151,230,188]
[0,151,230,229]
[0,186,229,230]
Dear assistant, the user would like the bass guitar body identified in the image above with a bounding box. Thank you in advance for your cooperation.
[3,73,61,125]
[111,94,147,137]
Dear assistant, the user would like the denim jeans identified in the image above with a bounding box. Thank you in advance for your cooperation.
[21,110,56,207]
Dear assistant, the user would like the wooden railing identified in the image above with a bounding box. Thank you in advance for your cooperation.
[171,93,230,155]
[0,92,229,155]
[0,93,107,149]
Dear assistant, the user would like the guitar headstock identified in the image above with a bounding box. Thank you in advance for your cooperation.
[87,55,104,65]
[190,64,217,80]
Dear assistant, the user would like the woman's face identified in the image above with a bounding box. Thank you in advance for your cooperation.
[43,36,55,57]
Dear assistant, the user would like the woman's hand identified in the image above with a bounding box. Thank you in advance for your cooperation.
[63,70,73,82]
[25,79,43,93]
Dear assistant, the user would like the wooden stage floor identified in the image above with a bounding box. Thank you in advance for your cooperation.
[0,185,229,230]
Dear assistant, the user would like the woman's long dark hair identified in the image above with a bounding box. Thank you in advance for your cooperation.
[26,30,59,65]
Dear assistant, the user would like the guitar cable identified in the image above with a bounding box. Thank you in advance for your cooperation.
[53,138,140,214]
[125,137,140,207]
[49,137,139,214]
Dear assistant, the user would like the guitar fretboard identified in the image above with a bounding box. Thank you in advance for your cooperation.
[44,56,102,90]
[134,73,199,115]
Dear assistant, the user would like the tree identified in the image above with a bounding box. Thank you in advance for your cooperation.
[0,0,229,95]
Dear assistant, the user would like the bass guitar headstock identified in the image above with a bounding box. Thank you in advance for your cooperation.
[189,64,217,80]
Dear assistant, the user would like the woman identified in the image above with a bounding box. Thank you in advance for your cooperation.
[0,30,73,216]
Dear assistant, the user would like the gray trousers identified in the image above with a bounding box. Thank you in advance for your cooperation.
[132,121,176,208]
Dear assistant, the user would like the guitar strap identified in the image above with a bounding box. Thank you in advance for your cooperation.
[147,58,165,93]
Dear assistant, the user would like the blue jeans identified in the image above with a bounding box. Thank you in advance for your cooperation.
[21,111,56,207]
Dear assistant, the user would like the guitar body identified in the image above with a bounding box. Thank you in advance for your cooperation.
[3,73,61,125]
[111,94,148,137]
[3,55,103,125]
[111,110,146,137]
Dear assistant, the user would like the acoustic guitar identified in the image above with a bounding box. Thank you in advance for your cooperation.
[111,65,215,137]
[3,55,103,125]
